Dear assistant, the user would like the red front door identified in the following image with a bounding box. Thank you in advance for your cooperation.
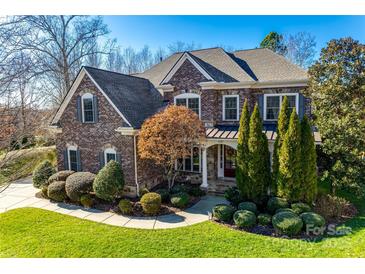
[224,145,236,177]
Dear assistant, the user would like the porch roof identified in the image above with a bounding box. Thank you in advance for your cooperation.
[205,125,321,143]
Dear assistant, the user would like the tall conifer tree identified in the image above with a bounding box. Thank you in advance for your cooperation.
[236,99,250,199]
[271,96,290,194]
[278,108,302,202]
[248,104,271,203]
[301,115,318,203]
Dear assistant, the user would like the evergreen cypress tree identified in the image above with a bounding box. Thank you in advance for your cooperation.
[278,108,302,202]
[236,99,250,199]
[248,104,271,203]
[301,115,318,204]
[271,96,290,195]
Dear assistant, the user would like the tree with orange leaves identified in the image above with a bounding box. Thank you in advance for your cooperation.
[138,105,205,190]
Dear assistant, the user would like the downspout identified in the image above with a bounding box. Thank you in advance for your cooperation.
[134,134,139,196]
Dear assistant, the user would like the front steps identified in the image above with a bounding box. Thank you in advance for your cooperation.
[207,179,236,195]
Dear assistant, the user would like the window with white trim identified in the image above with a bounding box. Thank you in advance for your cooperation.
[174,93,200,117]
[67,146,78,171]
[104,148,116,163]
[177,146,201,173]
[82,93,94,123]
[264,93,299,121]
[223,95,239,121]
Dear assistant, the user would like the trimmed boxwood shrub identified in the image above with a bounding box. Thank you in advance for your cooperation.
[224,186,243,206]
[275,208,296,214]
[32,160,56,188]
[48,170,75,184]
[257,213,272,226]
[300,212,326,229]
[233,210,256,228]
[47,181,67,202]
[80,194,93,208]
[170,192,190,208]
[267,197,289,214]
[119,199,133,215]
[272,211,303,236]
[93,160,124,201]
[41,186,48,198]
[291,202,311,215]
[212,204,235,222]
[155,188,170,203]
[65,172,95,202]
[140,192,161,215]
[238,201,258,214]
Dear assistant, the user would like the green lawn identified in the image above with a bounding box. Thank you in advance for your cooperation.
[0,146,56,186]
[1,205,364,258]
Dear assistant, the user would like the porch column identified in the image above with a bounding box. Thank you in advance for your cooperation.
[201,146,208,188]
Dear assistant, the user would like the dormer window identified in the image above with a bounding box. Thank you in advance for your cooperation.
[174,93,200,117]
[82,93,95,123]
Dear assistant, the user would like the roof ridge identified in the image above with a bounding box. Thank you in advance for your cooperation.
[233,47,266,52]
[83,66,150,82]
[173,46,222,55]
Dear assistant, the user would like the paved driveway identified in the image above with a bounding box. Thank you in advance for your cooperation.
[0,178,228,229]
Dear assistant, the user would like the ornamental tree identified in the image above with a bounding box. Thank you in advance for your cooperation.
[271,96,290,194]
[138,105,205,190]
[236,99,250,199]
[247,104,271,203]
[278,109,302,202]
[260,32,287,55]
[300,115,317,203]
[307,37,365,195]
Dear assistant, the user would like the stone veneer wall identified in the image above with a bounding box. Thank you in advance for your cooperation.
[56,75,138,196]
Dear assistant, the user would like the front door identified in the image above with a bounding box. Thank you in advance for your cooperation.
[224,145,236,177]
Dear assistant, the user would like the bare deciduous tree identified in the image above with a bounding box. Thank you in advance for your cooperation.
[285,32,316,68]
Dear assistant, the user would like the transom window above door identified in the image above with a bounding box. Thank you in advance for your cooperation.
[174,93,200,117]
[264,93,299,121]
[223,95,239,121]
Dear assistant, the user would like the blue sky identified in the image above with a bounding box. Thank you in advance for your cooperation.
[103,16,365,56]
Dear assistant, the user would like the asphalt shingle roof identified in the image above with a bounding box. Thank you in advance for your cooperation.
[138,47,308,86]
[84,66,164,128]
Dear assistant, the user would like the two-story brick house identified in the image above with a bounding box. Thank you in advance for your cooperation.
[50,47,320,196]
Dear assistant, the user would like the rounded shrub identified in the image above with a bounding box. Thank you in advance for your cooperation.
[32,160,56,188]
[170,192,190,208]
[41,186,48,198]
[267,197,289,214]
[93,160,124,201]
[118,199,133,215]
[238,201,258,214]
[233,210,256,228]
[275,208,296,214]
[80,194,94,208]
[212,204,235,222]
[291,202,311,215]
[140,192,161,215]
[224,186,243,206]
[257,213,272,226]
[300,212,326,229]
[155,188,170,203]
[48,170,75,184]
[170,184,189,194]
[47,181,67,202]
[65,172,95,202]
[188,187,206,197]
[272,211,303,236]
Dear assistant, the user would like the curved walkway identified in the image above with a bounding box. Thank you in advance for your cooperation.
[0,178,227,229]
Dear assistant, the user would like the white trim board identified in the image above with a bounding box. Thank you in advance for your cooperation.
[51,67,132,127]
[160,52,214,85]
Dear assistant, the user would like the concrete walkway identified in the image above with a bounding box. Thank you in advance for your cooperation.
[0,178,227,229]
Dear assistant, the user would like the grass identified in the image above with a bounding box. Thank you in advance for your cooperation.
[0,146,56,186]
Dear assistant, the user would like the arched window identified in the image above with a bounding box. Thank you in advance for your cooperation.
[104,148,117,164]
[174,93,200,118]
[81,93,94,123]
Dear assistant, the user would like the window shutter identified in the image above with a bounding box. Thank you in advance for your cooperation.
[116,153,121,164]
[76,96,82,122]
[63,149,69,170]
[93,95,99,123]
[76,149,82,171]
[299,94,305,120]
[257,94,264,120]
[99,151,105,169]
